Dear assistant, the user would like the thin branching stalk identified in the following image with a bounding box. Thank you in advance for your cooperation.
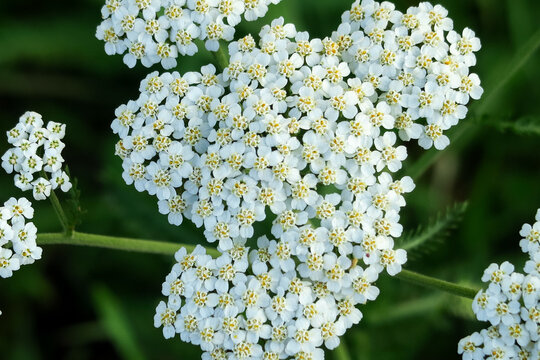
[395,269,479,299]
[48,190,71,234]
[37,232,221,257]
[212,42,230,71]
[37,232,479,299]
[334,341,353,360]
[40,170,70,234]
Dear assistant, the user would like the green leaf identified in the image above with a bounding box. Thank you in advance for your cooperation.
[485,115,540,137]
[92,286,147,360]
[399,202,469,260]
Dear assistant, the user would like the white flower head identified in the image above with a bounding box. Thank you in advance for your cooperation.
[2,112,72,201]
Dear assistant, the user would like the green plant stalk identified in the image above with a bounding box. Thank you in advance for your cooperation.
[334,341,352,360]
[212,42,230,71]
[475,26,540,115]
[37,232,221,258]
[40,170,70,234]
[38,232,479,299]
[49,188,70,233]
[395,269,479,299]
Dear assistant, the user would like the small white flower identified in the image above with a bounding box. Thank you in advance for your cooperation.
[0,248,20,278]
[31,177,52,201]
[154,300,181,339]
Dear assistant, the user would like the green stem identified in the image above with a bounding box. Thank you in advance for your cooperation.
[395,269,479,299]
[475,26,540,115]
[37,232,221,258]
[49,188,70,232]
[212,42,229,71]
[37,232,479,299]
[334,341,352,360]
[41,170,70,234]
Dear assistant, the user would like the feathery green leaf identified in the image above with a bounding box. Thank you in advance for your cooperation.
[480,114,540,137]
[400,202,469,260]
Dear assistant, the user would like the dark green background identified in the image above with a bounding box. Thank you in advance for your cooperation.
[1,0,539,359]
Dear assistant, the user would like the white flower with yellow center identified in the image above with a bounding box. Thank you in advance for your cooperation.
[0,248,20,279]
[154,300,181,339]
[3,115,72,201]
[0,197,41,318]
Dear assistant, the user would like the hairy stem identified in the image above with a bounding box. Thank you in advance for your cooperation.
[395,269,479,299]
[41,170,70,234]
[37,232,480,299]
[49,189,71,233]
[37,232,221,257]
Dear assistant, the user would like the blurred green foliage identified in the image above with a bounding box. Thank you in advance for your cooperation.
[0,0,539,359]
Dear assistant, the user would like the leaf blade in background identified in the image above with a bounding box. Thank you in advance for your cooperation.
[92,285,147,360]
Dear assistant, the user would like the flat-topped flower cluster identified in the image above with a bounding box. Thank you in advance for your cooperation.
[0,112,74,317]
[2,112,72,201]
[155,244,371,359]
[96,0,282,69]
[0,197,41,315]
[107,0,482,358]
[458,209,540,360]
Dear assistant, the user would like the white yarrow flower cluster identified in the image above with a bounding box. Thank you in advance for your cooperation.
[340,0,483,149]
[102,0,484,357]
[155,245,369,359]
[458,209,540,360]
[96,0,282,69]
[2,112,72,201]
[113,15,418,280]
[0,197,41,316]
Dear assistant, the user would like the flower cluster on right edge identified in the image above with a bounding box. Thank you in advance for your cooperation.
[458,209,540,359]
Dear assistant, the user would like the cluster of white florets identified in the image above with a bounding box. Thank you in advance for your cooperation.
[0,197,41,316]
[96,0,282,69]
[339,0,483,149]
[458,209,540,360]
[106,0,483,357]
[155,244,375,359]
[2,112,72,201]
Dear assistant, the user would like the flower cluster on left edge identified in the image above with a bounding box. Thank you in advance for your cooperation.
[0,111,72,316]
